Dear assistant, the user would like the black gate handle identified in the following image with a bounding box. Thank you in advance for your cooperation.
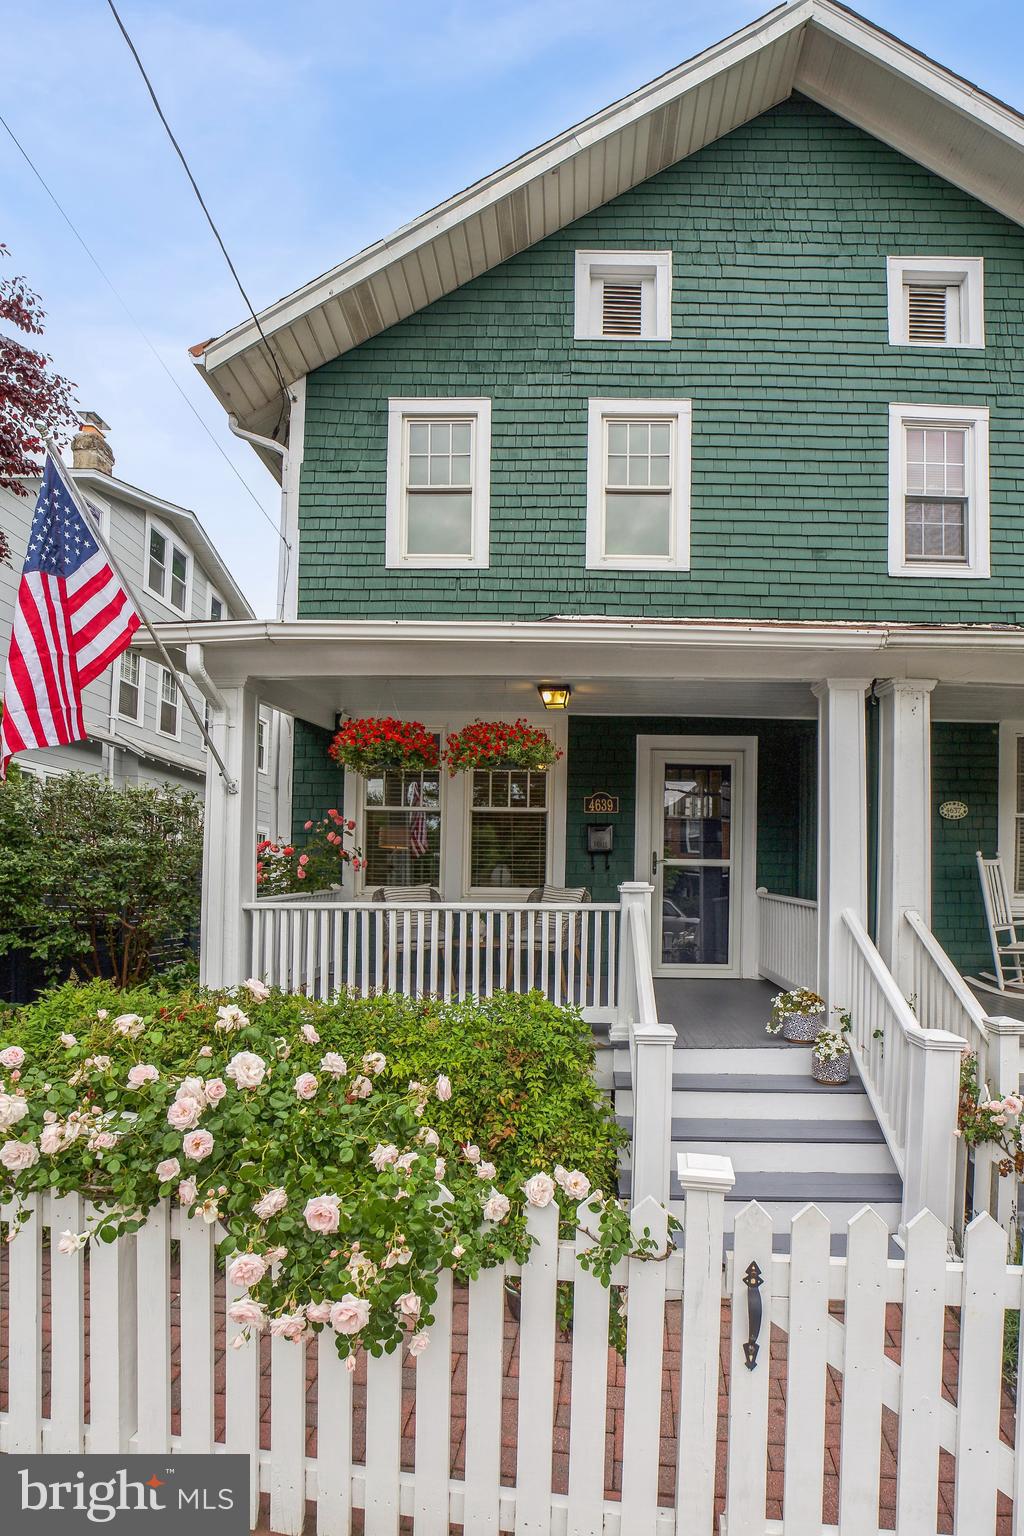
[742,1260,764,1370]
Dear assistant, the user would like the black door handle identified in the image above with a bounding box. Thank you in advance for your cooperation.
[742,1260,764,1370]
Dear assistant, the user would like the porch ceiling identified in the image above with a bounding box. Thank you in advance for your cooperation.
[135,618,1024,730]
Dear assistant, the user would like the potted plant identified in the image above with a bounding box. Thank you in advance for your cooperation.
[442,719,563,775]
[811,1027,852,1085]
[328,717,439,776]
[766,987,825,1044]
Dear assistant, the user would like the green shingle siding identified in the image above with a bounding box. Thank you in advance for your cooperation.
[298,96,1024,625]
[291,719,340,845]
[930,722,999,975]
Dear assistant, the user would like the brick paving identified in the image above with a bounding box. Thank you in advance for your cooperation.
[1,1249,1017,1533]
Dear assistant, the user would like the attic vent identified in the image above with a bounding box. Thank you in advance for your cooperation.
[906,284,949,343]
[601,281,643,337]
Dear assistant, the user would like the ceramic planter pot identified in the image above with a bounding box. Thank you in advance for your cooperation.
[812,1052,851,1085]
[781,1010,822,1044]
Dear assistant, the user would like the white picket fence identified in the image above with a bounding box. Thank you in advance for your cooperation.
[2,1165,1022,1534]
[244,898,620,1021]
[755,889,818,992]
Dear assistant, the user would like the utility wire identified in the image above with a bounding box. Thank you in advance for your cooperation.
[0,108,289,551]
[104,0,292,433]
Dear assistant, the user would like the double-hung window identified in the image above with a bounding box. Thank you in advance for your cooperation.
[586,399,691,570]
[157,667,180,738]
[209,589,224,621]
[469,769,549,890]
[888,404,989,578]
[257,714,268,774]
[117,652,143,724]
[362,749,442,889]
[146,520,190,613]
[386,399,491,568]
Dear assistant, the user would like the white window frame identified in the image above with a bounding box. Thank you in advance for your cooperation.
[385,398,491,570]
[144,516,192,615]
[257,711,270,775]
[574,251,672,341]
[887,402,990,579]
[208,586,225,621]
[465,767,553,896]
[886,257,984,348]
[999,722,1024,912]
[156,666,182,741]
[586,398,692,571]
[116,651,145,726]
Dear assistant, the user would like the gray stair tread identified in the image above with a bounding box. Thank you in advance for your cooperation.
[614,1070,863,1094]
[717,1171,902,1202]
[616,1116,885,1144]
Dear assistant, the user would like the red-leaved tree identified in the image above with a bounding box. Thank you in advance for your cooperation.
[0,243,77,563]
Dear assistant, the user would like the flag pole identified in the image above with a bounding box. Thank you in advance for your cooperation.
[43,439,239,794]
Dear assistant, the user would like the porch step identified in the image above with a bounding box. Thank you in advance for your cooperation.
[618,1116,885,1144]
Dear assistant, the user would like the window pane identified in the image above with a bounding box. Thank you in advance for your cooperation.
[607,423,628,454]
[662,866,730,965]
[628,423,649,454]
[363,756,442,888]
[470,811,547,888]
[409,423,429,453]
[607,454,627,486]
[148,529,166,595]
[118,679,138,718]
[210,595,223,620]
[450,454,472,485]
[429,423,450,453]
[408,454,429,486]
[406,492,473,556]
[905,499,966,561]
[605,492,671,557]
[451,423,471,454]
[649,423,671,455]
[627,454,650,487]
[648,454,671,487]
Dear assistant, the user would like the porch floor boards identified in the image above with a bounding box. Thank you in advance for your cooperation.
[653,976,782,1046]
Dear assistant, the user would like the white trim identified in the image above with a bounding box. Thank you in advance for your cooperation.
[143,514,193,615]
[585,399,692,571]
[998,721,1024,911]
[156,665,183,741]
[574,251,672,341]
[208,585,226,622]
[634,733,758,979]
[281,376,305,620]
[115,651,146,727]
[385,398,491,570]
[886,256,984,347]
[887,402,990,579]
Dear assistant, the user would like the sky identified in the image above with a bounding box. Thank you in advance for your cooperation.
[3,0,1024,617]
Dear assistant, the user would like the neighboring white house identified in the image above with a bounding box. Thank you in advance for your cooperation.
[0,414,288,837]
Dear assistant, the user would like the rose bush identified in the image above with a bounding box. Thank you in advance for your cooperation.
[0,980,641,1361]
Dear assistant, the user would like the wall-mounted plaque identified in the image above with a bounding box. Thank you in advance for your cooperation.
[584,791,620,815]
[938,800,969,821]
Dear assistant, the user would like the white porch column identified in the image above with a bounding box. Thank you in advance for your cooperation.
[814,679,871,1008]
[201,684,258,988]
[876,679,936,985]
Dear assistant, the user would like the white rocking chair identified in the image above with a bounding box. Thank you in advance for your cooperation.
[973,851,1024,994]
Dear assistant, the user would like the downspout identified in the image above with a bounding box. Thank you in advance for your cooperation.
[226,415,289,622]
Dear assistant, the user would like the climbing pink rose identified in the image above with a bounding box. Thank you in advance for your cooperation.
[350,1075,373,1099]
[242,977,270,1002]
[90,1131,117,1151]
[435,1075,451,1101]
[0,1047,25,1069]
[305,1300,333,1324]
[178,1177,198,1206]
[167,1098,200,1131]
[330,1295,371,1335]
[0,1095,27,1128]
[225,1051,267,1089]
[228,1253,269,1288]
[269,1312,308,1342]
[40,1124,64,1156]
[371,1143,398,1171]
[462,1143,480,1164]
[228,1298,267,1330]
[0,1140,38,1170]
[183,1129,214,1162]
[559,1169,591,1200]
[523,1173,555,1208]
[300,1023,320,1044]
[476,1161,496,1181]
[303,1194,341,1233]
[483,1191,510,1223]
[362,1052,386,1076]
[204,1078,227,1104]
[126,1064,159,1089]
[156,1157,180,1183]
[294,1073,319,1101]
[409,1332,430,1357]
[320,1052,347,1077]
[434,1157,447,1181]
[396,1292,421,1324]
[253,1187,288,1219]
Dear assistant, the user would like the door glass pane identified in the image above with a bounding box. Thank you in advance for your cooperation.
[662,866,730,966]
[662,765,731,860]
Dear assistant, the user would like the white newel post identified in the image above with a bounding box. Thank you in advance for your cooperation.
[200,683,258,988]
[612,881,654,1043]
[902,1029,964,1231]
[814,679,871,1010]
[676,1153,734,1535]
[876,679,936,986]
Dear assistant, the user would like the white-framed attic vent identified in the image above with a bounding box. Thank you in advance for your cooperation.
[575,251,672,341]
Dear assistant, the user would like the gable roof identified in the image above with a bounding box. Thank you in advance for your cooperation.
[192,0,1024,468]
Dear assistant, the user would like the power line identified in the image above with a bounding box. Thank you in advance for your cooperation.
[104,0,292,433]
[0,108,289,552]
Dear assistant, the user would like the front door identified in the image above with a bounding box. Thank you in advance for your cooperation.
[651,753,739,974]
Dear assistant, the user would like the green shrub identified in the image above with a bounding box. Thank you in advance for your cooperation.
[0,982,638,1359]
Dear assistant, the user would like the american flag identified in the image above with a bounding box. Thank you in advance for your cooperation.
[407,779,429,859]
[0,454,140,778]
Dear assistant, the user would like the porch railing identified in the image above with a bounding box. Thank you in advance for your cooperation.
[244,899,619,1020]
[756,888,818,992]
[615,883,676,1206]
[838,908,965,1233]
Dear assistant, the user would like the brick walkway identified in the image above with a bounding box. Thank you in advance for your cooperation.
[1,1253,1016,1533]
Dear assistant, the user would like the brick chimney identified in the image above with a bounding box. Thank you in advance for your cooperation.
[71,411,114,475]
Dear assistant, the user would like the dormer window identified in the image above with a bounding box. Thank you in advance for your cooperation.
[574,251,672,341]
[886,257,983,347]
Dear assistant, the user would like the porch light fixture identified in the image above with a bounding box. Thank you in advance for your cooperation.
[537,684,571,710]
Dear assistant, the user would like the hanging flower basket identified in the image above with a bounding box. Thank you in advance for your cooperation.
[766,988,825,1044]
[442,719,563,776]
[328,717,440,776]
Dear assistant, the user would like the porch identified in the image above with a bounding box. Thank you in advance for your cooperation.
[137,616,1024,1241]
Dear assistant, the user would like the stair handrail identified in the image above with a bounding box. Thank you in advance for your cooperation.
[616,883,676,1206]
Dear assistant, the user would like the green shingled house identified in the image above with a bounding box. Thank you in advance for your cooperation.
[149,0,1024,1234]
